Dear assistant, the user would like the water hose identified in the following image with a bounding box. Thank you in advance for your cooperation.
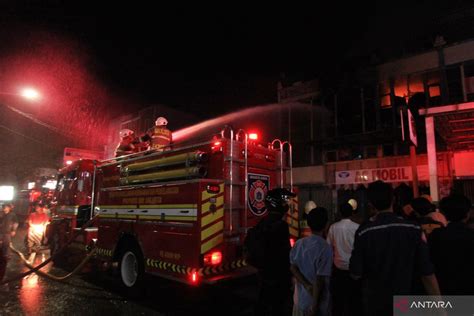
[0,212,100,285]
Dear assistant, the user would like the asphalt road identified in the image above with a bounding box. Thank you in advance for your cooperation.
[0,228,258,316]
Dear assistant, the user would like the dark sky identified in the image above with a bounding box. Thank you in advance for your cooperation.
[0,1,472,117]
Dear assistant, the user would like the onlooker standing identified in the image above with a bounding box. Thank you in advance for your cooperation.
[327,202,360,316]
[0,203,19,290]
[290,207,332,316]
[350,181,441,316]
[429,194,474,294]
[410,197,443,237]
[245,188,295,316]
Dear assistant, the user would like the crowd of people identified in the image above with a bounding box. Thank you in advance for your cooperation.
[247,181,474,316]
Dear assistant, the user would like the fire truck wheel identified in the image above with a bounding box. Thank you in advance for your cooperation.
[119,247,144,292]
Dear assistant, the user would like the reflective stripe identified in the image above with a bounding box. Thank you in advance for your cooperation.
[358,223,420,237]
[57,205,79,215]
[201,234,224,254]
[98,207,197,221]
[201,196,224,213]
[201,208,224,227]
[99,208,197,217]
[201,221,224,241]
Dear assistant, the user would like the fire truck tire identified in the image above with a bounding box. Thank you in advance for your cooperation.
[119,246,145,294]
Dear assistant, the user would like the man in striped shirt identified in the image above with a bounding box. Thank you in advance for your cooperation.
[349,181,441,316]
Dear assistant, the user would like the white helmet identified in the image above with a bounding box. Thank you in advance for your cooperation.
[155,117,168,126]
[304,200,317,214]
[119,129,134,138]
[348,198,358,211]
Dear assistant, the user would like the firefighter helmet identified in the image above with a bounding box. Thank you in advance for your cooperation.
[265,188,296,212]
[119,129,134,138]
[155,117,168,126]
[348,198,358,211]
[304,200,317,214]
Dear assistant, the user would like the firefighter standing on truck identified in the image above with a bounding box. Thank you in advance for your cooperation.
[143,116,172,151]
[115,129,138,157]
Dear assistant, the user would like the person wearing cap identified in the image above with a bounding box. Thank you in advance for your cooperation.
[0,203,19,288]
[290,207,332,316]
[410,197,443,237]
[327,202,361,316]
[252,187,295,316]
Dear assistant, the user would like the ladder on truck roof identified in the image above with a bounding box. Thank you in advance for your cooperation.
[220,126,294,236]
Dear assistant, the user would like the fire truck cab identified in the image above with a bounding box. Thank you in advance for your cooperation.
[51,127,299,289]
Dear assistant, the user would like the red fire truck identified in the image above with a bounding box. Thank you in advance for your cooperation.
[50,127,300,290]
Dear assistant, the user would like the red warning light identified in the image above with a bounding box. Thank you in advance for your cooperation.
[290,238,296,248]
[191,271,198,284]
[204,251,222,266]
[206,184,220,194]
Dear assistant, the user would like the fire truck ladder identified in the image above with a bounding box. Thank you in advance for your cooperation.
[220,126,250,236]
[270,139,293,191]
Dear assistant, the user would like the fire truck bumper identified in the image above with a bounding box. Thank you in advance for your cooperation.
[201,266,257,284]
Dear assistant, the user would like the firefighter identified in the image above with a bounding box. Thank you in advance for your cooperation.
[0,203,18,289]
[143,116,172,151]
[26,202,50,264]
[251,188,296,316]
[115,129,138,157]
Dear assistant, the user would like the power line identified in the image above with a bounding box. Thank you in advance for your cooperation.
[0,123,60,149]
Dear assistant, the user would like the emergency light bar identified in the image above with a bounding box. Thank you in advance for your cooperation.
[248,133,258,140]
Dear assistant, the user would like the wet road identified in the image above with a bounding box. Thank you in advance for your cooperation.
[0,228,258,316]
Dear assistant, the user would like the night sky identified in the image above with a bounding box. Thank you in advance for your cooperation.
[0,1,472,117]
[0,2,379,115]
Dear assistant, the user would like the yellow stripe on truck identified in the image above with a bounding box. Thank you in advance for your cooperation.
[201,196,224,214]
[201,221,224,241]
[201,234,224,254]
[201,208,224,227]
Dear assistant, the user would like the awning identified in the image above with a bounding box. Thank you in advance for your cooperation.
[419,102,474,150]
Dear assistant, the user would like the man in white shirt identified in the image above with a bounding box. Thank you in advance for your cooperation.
[327,202,361,316]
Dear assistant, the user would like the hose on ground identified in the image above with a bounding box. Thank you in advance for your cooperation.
[0,212,100,284]
[9,243,96,282]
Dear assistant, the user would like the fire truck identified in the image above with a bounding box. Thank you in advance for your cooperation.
[50,127,300,290]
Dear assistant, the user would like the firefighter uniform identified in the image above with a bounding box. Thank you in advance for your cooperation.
[26,205,50,257]
[115,129,139,157]
[115,139,137,157]
[144,117,172,151]
[146,126,172,151]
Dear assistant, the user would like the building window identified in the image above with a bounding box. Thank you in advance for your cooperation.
[463,62,474,101]
[365,145,378,158]
[383,144,394,156]
[326,151,337,162]
[425,71,441,106]
[446,66,464,104]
